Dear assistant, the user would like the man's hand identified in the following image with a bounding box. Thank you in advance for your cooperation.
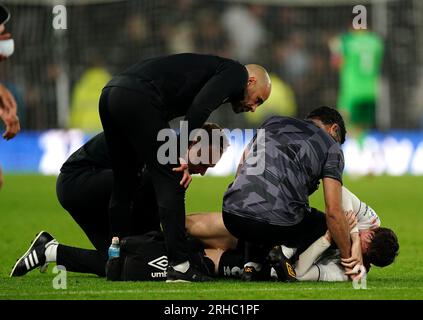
[0,108,20,140]
[323,230,332,243]
[345,264,366,281]
[339,211,363,276]
[370,217,379,230]
[345,210,358,232]
[0,83,20,140]
[341,232,363,273]
[172,157,192,189]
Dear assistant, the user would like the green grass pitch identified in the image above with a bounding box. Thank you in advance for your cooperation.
[0,174,422,300]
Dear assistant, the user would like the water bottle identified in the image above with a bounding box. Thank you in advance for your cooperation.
[108,237,120,260]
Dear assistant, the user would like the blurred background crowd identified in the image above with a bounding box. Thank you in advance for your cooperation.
[0,0,422,134]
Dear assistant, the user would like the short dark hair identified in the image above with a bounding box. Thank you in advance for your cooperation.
[193,122,230,155]
[364,227,399,270]
[305,106,347,144]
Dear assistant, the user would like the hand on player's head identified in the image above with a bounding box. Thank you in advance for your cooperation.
[345,210,358,232]
[187,144,222,176]
[359,229,374,254]
[186,122,229,175]
[174,123,229,186]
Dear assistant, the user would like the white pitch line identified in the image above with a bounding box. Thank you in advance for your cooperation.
[1,286,423,297]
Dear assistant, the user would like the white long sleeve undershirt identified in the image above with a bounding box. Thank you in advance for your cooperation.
[294,236,348,282]
[285,186,380,282]
[342,186,381,231]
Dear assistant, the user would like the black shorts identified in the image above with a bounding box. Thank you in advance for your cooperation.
[222,208,327,254]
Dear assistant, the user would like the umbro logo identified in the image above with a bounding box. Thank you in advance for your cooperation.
[148,255,168,271]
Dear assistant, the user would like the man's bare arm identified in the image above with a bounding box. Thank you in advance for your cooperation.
[322,177,351,259]
[0,83,20,140]
[343,232,363,275]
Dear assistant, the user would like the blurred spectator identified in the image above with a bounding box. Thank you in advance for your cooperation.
[275,32,311,87]
[0,1,418,132]
[271,34,313,117]
[194,9,230,57]
[110,12,152,68]
[0,4,19,140]
[167,22,195,54]
[69,54,111,133]
[329,27,384,139]
[221,4,268,63]
[160,0,196,54]
[272,32,316,107]
[411,75,423,129]
[0,3,19,191]
[244,73,297,127]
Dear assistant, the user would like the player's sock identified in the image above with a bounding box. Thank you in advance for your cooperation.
[173,260,190,273]
[56,244,108,276]
[244,262,262,272]
[44,241,58,263]
[218,249,244,278]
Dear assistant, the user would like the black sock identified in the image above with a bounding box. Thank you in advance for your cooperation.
[218,249,244,278]
[56,244,108,277]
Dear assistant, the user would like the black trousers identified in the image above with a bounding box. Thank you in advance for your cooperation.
[99,86,189,265]
[98,86,168,238]
[222,209,327,265]
[56,167,160,276]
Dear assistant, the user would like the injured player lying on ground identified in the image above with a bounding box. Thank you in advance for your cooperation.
[11,186,398,282]
[187,186,399,282]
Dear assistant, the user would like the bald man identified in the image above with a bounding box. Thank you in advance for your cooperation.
[99,53,271,282]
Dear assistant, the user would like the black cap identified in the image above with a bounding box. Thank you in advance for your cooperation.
[0,4,10,25]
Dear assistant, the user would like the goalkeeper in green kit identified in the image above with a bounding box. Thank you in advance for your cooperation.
[330,26,384,139]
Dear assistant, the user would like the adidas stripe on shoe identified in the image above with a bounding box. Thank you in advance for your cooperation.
[10,231,57,277]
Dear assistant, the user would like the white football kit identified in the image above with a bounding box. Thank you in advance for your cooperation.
[286,186,381,282]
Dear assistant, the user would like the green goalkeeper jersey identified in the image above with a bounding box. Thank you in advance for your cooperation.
[338,30,384,112]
